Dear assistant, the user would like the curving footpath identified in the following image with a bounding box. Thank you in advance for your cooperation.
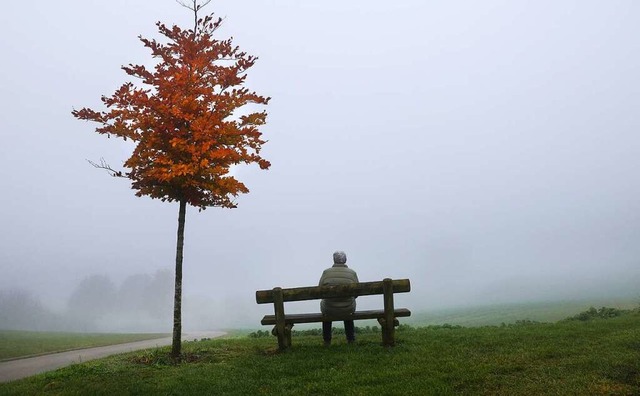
[0,331,226,383]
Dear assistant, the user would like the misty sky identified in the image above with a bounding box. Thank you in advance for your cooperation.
[1,1,639,327]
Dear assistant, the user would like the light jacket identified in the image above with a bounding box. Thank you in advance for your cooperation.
[319,263,359,316]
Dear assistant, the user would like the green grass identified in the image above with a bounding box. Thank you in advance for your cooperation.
[1,312,639,395]
[410,298,638,327]
[0,331,167,360]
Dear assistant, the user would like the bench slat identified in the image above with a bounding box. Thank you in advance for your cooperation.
[256,279,410,304]
[261,308,411,325]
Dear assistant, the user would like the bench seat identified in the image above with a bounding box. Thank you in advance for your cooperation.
[261,308,411,325]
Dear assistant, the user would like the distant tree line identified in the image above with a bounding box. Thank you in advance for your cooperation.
[0,269,172,332]
[0,289,60,331]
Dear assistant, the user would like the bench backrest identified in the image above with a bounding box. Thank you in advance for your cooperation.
[255,278,410,304]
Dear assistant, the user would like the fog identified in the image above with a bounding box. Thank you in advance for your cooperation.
[1,1,639,332]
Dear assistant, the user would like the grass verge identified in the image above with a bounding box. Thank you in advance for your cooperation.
[0,331,168,361]
[1,311,639,395]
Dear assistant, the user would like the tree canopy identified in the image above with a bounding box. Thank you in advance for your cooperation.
[73,13,270,209]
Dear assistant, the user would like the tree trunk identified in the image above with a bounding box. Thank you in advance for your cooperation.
[171,198,187,358]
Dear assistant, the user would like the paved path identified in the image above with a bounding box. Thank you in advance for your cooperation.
[0,331,226,383]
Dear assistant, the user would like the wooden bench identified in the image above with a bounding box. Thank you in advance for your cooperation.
[255,278,411,350]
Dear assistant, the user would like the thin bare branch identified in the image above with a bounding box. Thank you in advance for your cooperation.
[175,0,212,34]
[175,0,195,11]
[197,0,212,10]
[87,158,127,178]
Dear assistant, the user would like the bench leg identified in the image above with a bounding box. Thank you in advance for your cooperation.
[377,317,400,347]
[285,324,293,348]
[273,287,292,350]
[381,278,397,347]
[272,324,293,350]
[377,318,393,347]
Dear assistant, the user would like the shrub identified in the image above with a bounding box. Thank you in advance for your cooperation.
[566,307,628,321]
[512,319,542,326]
[248,330,271,338]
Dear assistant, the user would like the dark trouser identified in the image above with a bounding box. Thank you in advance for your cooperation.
[322,320,355,342]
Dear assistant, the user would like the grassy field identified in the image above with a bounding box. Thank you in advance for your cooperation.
[410,298,639,327]
[0,331,167,361]
[1,309,638,395]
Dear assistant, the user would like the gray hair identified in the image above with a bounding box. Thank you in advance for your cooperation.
[333,251,347,264]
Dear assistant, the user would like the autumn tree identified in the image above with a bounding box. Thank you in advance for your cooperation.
[72,0,270,358]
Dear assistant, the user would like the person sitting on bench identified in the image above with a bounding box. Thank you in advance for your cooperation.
[319,251,359,345]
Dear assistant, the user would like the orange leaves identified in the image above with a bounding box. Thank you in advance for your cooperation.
[239,111,268,127]
[72,11,270,210]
